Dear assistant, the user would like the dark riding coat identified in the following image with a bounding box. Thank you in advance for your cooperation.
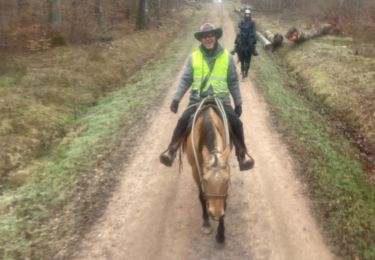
[235,18,257,50]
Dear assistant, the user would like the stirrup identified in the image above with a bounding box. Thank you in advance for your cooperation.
[160,149,175,167]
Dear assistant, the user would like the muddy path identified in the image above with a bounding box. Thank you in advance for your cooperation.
[72,4,335,260]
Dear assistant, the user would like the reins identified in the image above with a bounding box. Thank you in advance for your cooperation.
[191,96,230,199]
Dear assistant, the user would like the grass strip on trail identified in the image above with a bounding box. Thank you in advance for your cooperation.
[0,9,205,260]
[251,48,375,259]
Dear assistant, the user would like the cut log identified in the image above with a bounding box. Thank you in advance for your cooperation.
[263,30,284,50]
[256,31,272,51]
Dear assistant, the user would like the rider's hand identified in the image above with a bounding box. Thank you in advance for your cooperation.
[170,99,179,113]
[234,105,242,117]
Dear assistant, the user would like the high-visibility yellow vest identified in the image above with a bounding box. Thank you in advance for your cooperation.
[191,48,230,95]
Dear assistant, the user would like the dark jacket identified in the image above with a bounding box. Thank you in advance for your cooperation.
[237,18,257,46]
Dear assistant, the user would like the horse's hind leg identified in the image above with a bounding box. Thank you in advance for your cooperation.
[199,191,212,234]
[216,217,225,243]
[240,60,245,79]
[244,57,250,78]
[245,62,250,78]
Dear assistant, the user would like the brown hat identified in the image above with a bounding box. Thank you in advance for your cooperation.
[194,23,223,41]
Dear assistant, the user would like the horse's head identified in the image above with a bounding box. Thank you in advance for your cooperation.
[202,146,231,221]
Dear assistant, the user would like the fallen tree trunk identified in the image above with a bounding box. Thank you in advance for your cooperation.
[285,24,333,43]
[256,31,272,50]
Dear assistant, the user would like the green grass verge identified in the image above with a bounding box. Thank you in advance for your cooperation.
[254,11,375,158]
[251,48,375,259]
[0,9,205,259]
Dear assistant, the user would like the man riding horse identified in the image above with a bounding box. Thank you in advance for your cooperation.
[231,9,258,57]
[160,23,254,171]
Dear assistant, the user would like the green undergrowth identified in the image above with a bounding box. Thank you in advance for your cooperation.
[227,3,374,258]
[252,48,375,259]
[0,7,196,180]
[0,7,205,259]
[255,11,375,161]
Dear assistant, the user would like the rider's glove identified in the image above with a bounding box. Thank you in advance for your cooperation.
[234,105,242,117]
[170,99,179,113]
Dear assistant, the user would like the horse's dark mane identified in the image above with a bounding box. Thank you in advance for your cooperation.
[199,108,218,154]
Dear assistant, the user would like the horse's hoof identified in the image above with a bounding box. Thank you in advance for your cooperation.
[201,225,213,235]
[216,234,225,244]
[159,153,173,167]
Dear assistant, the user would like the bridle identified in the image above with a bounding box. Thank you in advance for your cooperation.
[204,193,228,200]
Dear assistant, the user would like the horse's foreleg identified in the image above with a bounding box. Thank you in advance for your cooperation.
[216,217,225,243]
[246,55,253,77]
[199,191,212,234]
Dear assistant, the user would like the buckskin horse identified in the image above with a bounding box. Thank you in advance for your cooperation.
[183,97,232,243]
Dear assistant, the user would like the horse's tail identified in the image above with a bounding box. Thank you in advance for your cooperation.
[178,147,183,173]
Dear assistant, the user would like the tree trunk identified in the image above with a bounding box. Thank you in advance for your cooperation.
[95,0,105,32]
[136,0,149,30]
[50,0,62,29]
[156,0,161,22]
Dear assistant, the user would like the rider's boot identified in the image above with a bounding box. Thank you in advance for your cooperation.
[160,116,188,167]
[160,143,179,167]
[236,147,254,171]
[160,105,197,167]
[231,118,255,171]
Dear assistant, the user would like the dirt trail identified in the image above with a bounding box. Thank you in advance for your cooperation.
[72,4,335,260]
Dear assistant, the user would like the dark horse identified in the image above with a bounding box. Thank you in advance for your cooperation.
[236,32,254,79]
[183,98,232,243]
